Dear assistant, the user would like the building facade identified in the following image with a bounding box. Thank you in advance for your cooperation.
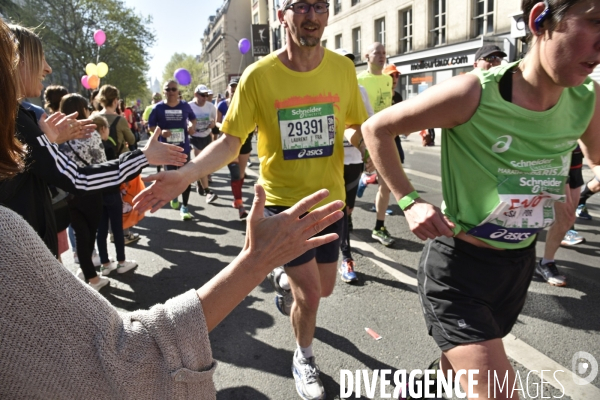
[321,0,523,100]
[200,0,253,97]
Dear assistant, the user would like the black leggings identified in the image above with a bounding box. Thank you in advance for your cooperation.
[68,193,103,280]
[341,163,363,260]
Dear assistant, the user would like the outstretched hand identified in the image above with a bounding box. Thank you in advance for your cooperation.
[141,126,187,167]
[133,169,189,213]
[404,200,455,240]
[244,185,344,271]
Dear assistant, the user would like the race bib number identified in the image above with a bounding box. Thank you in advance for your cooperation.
[167,128,184,144]
[467,175,566,243]
[278,103,335,160]
[195,115,211,134]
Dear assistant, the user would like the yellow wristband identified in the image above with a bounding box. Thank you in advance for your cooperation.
[398,191,420,211]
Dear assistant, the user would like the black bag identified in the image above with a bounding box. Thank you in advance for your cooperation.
[103,116,122,160]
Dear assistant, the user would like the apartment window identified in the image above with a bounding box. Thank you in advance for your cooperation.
[335,34,342,49]
[253,12,259,24]
[400,8,413,53]
[374,18,385,45]
[321,39,327,48]
[352,27,361,59]
[474,0,494,36]
[351,0,359,6]
[431,0,446,46]
[334,0,341,15]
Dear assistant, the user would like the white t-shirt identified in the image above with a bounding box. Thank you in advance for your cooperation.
[189,101,217,138]
[344,85,374,165]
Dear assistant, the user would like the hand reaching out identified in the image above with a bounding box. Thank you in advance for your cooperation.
[243,185,344,270]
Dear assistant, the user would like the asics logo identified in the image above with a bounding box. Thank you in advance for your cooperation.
[492,135,513,153]
[298,149,323,158]
[489,229,532,241]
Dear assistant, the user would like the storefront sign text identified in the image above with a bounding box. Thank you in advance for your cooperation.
[411,56,469,71]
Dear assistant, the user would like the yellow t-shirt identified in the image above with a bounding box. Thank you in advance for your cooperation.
[356,71,393,114]
[222,49,368,209]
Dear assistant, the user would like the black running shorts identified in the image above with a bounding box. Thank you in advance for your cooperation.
[417,236,536,351]
[264,205,343,267]
[190,135,212,151]
[240,133,253,155]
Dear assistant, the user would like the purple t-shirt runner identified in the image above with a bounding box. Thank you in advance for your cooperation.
[148,100,196,155]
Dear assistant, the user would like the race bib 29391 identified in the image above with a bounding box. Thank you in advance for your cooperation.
[278,103,335,160]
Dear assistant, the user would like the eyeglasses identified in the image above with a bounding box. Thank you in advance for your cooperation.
[165,87,178,92]
[480,55,503,64]
[285,2,329,14]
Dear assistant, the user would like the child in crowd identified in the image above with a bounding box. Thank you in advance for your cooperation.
[92,114,138,280]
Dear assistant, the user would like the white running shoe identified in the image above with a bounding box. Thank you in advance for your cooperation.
[89,276,110,291]
[116,260,138,274]
[206,191,218,204]
[292,350,325,400]
[100,261,118,276]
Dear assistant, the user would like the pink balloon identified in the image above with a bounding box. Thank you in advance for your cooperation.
[81,75,90,89]
[94,30,106,46]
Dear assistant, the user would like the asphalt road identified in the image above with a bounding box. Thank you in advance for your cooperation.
[63,135,600,400]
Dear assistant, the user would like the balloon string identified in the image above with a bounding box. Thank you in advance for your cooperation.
[238,53,244,75]
[97,45,101,87]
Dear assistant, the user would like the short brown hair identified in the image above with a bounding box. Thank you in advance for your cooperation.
[98,84,119,107]
[0,20,24,180]
[44,85,68,114]
[59,93,89,121]
[91,114,108,131]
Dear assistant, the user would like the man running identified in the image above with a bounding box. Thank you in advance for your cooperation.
[334,48,374,283]
[357,42,396,247]
[189,84,218,203]
[216,78,253,220]
[148,80,196,221]
[361,1,600,398]
[134,1,367,397]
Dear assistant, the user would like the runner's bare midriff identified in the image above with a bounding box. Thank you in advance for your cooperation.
[455,231,505,250]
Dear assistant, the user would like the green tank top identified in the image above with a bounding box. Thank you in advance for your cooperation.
[441,61,596,249]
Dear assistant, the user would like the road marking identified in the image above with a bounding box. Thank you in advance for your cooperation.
[503,334,600,399]
[351,236,600,399]
[350,239,417,289]
[403,168,441,182]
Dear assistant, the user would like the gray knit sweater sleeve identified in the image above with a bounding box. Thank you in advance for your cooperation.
[0,206,217,399]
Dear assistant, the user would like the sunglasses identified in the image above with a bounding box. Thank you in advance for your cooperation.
[165,87,178,92]
[285,2,329,14]
[479,55,503,63]
[197,93,208,97]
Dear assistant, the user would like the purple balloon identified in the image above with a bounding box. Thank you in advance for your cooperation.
[238,38,251,55]
[94,30,106,46]
[174,68,192,86]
